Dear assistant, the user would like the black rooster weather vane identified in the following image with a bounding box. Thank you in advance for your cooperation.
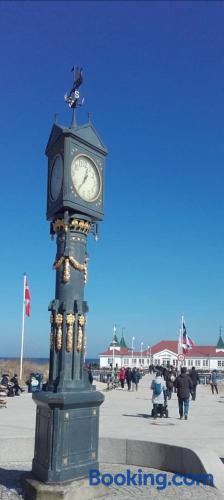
[64,67,84,109]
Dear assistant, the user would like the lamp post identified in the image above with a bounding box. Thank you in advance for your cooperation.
[121,327,125,367]
[132,336,135,365]
[147,345,150,366]
[140,342,143,367]
[112,324,118,373]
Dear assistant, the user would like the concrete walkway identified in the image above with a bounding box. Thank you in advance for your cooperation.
[99,373,224,459]
[0,373,224,498]
[0,373,224,459]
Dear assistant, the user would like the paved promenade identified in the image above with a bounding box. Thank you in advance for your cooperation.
[0,373,224,498]
[99,373,224,458]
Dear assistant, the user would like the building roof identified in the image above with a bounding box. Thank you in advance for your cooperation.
[144,340,224,358]
[99,348,143,356]
[99,340,224,358]
[119,335,128,348]
[109,334,120,347]
[216,335,224,349]
[147,340,178,355]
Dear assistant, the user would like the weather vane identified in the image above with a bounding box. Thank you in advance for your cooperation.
[64,66,84,109]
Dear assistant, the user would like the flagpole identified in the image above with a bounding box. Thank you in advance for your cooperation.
[19,274,26,381]
[177,315,184,373]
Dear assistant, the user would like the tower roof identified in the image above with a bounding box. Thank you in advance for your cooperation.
[216,335,224,349]
[45,122,107,156]
[119,335,127,348]
[110,334,120,347]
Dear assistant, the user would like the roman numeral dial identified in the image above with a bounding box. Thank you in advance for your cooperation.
[71,155,101,202]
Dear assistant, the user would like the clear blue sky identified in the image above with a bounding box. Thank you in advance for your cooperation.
[1,1,224,358]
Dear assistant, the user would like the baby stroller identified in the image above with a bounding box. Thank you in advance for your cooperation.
[151,389,169,418]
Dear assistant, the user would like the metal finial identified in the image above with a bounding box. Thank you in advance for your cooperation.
[88,112,92,124]
[70,108,77,129]
[54,113,58,124]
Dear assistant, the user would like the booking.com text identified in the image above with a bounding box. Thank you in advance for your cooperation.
[89,469,214,491]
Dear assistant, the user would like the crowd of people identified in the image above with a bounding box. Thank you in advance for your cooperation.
[118,367,141,391]
[150,364,219,421]
[103,366,142,391]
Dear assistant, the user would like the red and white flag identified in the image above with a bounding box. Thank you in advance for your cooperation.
[24,276,31,317]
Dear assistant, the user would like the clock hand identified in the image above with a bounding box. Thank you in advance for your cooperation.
[78,170,89,189]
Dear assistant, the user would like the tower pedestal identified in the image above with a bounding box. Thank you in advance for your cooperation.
[32,388,104,483]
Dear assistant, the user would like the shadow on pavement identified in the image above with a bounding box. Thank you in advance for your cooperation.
[0,467,28,496]
[122,413,151,418]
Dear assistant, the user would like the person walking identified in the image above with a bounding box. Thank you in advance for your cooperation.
[119,367,126,390]
[151,371,166,420]
[189,366,200,400]
[131,367,140,391]
[165,367,176,400]
[175,367,193,420]
[125,367,132,391]
[88,367,93,385]
[210,370,219,394]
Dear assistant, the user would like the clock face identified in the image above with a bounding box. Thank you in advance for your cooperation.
[71,155,101,202]
[50,155,63,201]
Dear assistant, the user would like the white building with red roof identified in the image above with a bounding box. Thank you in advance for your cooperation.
[99,334,224,370]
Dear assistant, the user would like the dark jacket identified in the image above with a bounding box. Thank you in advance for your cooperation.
[165,371,176,389]
[88,370,93,384]
[189,369,200,386]
[175,373,193,399]
[131,369,140,384]
[125,369,132,382]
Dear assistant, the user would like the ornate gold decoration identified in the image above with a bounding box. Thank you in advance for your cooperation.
[64,258,71,283]
[50,313,54,351]
[55,313,63,351]
[53,219,68,233]
[53,218,91,234]
[69,256,88,283]
[79,315,85,326]
[77,315,86,352]
[53,256,88,284]
[77,327,83,352]
[53,256,64,269]
[71,219,91,233]
[66,313,75,352]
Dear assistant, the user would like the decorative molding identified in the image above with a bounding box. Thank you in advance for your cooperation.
[77,315,86,352]
[53,256,88,284]
[66,313,75,352]
[71,219,91,233]
[53,218,91,234]
[55,313,63,351]
[50,313,54,351]
[53,219,69,233]
[64,258,71,283]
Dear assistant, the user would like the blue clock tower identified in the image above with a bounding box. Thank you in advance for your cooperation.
[31,68,107,484]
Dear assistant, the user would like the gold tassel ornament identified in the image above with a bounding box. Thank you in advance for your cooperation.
[55,313,63,351]
[66,314,75,352]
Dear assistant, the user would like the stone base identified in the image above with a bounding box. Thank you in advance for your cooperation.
[22,473,107,500]
[32,390,104,483]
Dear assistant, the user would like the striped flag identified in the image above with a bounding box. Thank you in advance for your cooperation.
[25,276,31,317]
[182,320,194,353]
